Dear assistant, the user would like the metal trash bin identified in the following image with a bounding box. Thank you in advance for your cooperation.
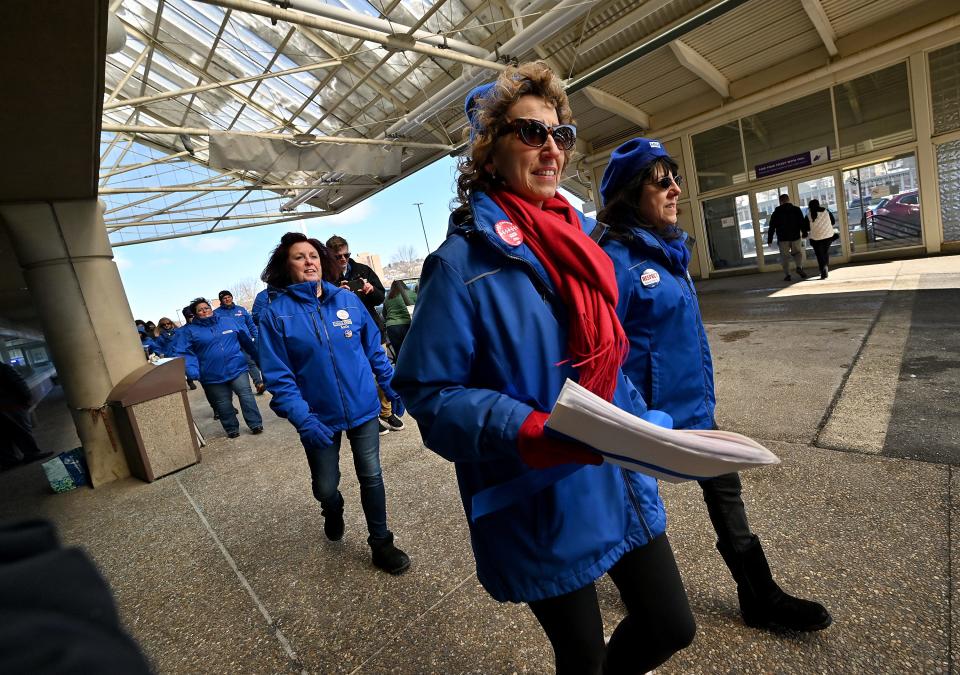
[107,358,200,482]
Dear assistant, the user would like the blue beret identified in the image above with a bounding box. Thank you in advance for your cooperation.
[600,138,671,205]
[464,81,496,142]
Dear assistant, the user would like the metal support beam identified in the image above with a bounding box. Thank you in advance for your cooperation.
[578,0,674,54]
[801,0,838,57]
[101,123,453,149]
[669,39,729,98]
[582,87,650,129]
[193,0,506,73]
[100,182,377,195]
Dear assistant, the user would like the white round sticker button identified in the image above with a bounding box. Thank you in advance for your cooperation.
[640,269,661,288]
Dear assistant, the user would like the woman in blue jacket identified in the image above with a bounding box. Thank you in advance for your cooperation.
[597,138,831,633]
[257,233,409,575]
[393,63,693,674]
[172,299,263,439]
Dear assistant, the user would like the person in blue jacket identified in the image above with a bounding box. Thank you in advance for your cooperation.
[597,137,832,633]
[215,290,265,395]
[171,298,263,439]
[257,232,410,575]
[250,286,279,326]
[154,317,198,390]
[392,63,694,674]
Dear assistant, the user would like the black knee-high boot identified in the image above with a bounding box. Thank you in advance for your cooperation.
[717,539,832,632]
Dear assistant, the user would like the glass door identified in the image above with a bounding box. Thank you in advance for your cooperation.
[793,173,846,263]
[702,193,756,271]
[753,185,789,269]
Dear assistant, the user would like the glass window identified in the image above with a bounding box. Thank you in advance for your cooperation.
[754,186,789,267]
[936,139,960,242]
[835,63,913,157]
[702,193,755,270]
[841,153,922,253]
[797,174,842,259]
[743,90,835,181]
[692,122,744,193]
[930,42,960,135]
[663,138,686,189]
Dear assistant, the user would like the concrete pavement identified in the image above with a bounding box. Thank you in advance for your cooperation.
[2,254,958,673]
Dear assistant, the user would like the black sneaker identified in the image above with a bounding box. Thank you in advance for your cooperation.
[378,418,391,436]
[227,431,240,439]
[324,511,345,541]
[370,534,410,575]
[796,268,809,279]
[381,414,404,431]
[250,427,263,435]
[783,274,792,281]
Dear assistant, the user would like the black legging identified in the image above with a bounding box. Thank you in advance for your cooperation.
[528,533,695,675]
[810,237,832,273]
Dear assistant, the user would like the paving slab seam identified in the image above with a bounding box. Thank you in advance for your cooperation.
[175,476,309,675]
[813,264,904,454]
[345,572,477,675]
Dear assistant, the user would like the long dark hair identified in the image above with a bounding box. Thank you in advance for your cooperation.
[388,279,413,305]
[596,157,683,242]
[261,232,339,288]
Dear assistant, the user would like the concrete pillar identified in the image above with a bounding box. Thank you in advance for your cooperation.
[909,52,942,255]
[0,199,146,485]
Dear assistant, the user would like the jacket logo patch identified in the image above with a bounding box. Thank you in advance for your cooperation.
[494,220,523,247]
[640,269,660,288]
[336,309,350,320]
[222,329,234,334]
[332,319,353,328]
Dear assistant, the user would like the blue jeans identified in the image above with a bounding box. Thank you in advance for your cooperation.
[203,374,263,434]
[302,417,390,542]
[244,352,263,387]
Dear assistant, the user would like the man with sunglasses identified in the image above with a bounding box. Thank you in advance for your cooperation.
[325,236,403,434]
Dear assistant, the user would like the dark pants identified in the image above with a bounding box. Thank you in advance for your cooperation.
[810,237,832,274]
[698,471,757,552]
[244,353,263,387]
[0,408,42,466]
[202,374,263,434]
[528,533,695,675]
[301,417,390,542]
[385,324,410,357]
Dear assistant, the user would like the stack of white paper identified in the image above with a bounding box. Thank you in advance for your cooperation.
[545,379,780,483]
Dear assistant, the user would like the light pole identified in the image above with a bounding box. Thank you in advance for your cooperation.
[413,202,431,255]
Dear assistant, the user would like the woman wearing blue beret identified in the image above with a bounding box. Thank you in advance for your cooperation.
[393,63,694,674]
[597,137,832,633]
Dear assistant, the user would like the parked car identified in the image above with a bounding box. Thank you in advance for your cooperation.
[866,189,921,240]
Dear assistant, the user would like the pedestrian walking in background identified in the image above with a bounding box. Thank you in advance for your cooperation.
[0,363,52,470]
[598,137,832,633]
[171,298,263,439]
[382,279,416,358]
[767,194,809,281]
[807,199,838,279]
[258,232,410,575]
[215,290,265,394]
[326,235,403,434]
[394,63,695,675]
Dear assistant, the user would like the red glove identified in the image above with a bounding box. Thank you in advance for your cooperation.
[517,411,603,469]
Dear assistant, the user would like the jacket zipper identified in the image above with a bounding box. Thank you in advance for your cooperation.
[620,467,653,539]
[683,273,713,423]
[313,305,352,422]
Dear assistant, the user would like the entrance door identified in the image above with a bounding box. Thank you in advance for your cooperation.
[752,185,789,270]
[793,173,847,264]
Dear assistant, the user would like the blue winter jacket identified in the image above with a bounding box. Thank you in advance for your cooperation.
[152,329,177,357]
[215,303,258,341]
[603,227,716,430]
[258,280,392,433]
[251,287,279,326]
[393,191,667,603]
[170,314,257,384]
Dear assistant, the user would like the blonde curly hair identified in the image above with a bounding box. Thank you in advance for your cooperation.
[455,62,574,209]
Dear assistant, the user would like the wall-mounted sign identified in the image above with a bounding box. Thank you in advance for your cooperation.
[721,216,736,228]
[755,146,831,179]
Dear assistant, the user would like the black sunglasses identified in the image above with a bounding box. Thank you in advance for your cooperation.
[650,174,683,190]
[499,118,577,151]
[335,252,350,259]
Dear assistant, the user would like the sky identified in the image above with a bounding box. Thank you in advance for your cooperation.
[115,156,582,323]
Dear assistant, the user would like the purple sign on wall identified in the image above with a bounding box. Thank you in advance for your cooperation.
[755,147,830,179]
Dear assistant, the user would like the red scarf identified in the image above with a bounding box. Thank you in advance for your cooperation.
[489,190,628,402]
